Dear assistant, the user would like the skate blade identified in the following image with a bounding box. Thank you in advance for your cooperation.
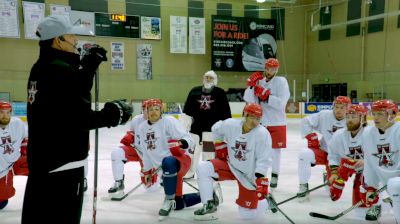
[108,191,125,200]
[194,214,218,221]
[297,196,310,203]
[158,215,168,221]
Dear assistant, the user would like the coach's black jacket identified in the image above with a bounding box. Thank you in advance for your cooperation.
[26,47,119,175]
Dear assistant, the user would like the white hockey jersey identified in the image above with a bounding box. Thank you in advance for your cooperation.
[328,127,365,166]
[129,114,146,134]
[136,116,194,171]
[243,76,290,126]
[212,118,272,190]
[301,110,346,152]
[0,117,27,178]
[362,123,400,188]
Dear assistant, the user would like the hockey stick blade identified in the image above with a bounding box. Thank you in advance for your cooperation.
[110,182,143,201]
[309,185,387,221]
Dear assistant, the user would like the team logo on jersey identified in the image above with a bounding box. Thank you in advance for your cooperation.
[1,136,15,155]
[145,132,158,151]
[373,143,398,167]
[198,95,215,110]
[28,81,38,104]
[347,146,364,160]
[327,125,344,135]
[232,141,248,161]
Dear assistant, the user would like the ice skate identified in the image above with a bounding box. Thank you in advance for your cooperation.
[365,204,381,221]
[213,182,223,205]
[158,199,176,221]
[194,200,218,221]
[297,183,310,202]
[270,173,278,189]
[108,178,125,199]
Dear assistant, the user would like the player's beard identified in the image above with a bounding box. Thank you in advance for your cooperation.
[347,121,360,131]
[0,117,10,126]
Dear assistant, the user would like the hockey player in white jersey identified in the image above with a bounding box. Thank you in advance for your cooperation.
[194,103,272,221]
[243,58,290,190]
[135,99,201,220]
[360,99,400,223]
[297,96,351,201]
[108,100,154,197]
[0,101,28,209]
[327,104,380,220]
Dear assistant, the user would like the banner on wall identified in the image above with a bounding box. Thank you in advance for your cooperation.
[189,17,205,54]
[137,44,152,80]
[170,15,187,53]
[211,15,276,72]
[22,1,45,39]
[0,0,20,38]
[49,4,70,17]
[141,16,161,40]
[70,10,95,35]
[111,42,124,70]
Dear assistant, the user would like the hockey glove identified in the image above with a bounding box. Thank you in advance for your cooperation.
[254,86,271,102]
[13,138,29,176]
[141,168,158,187]
[214,141,228,161]
[305,133,320,150]
[329,178,345,201]
[120,131,135,146]
[80,45,108,72]
[359,186,379,207]
[256,177,269,200]
[103,100,133,127]
[328,165,339,184]
[337,158,356,181]
[246,71,264,87]
[168,139,185,157]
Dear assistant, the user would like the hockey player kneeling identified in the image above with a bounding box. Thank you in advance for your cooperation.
[135,99,202,221]
[194,103,273,221]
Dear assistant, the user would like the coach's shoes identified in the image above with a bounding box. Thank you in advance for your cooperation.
[297,183,310,202]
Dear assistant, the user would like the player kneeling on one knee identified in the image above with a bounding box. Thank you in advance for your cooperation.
[194,103,273,221]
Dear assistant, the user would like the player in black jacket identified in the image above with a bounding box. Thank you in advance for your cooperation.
[22,15,132,224]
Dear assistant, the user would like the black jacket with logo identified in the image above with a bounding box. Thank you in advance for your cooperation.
[27,47,118,175]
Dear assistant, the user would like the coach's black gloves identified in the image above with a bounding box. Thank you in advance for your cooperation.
[80,45,107,73]
[103,100,133,127]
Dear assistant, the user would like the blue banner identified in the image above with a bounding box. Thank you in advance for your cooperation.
[12,102,27,116]
[304,102,333,114]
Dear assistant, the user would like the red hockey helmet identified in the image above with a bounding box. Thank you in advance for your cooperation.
[265,58,279,69]
[0,101,12,111]
[371,99,398,115]
[243,103,263,118]
[347,104,368,115]
[333,96,351,105]
[145,99,163,110]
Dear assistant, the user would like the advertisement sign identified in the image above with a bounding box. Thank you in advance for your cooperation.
[211,15,276,72]
[304,102,333,114]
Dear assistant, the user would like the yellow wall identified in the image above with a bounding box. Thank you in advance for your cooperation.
[2,0,399,103]
[0,0,306,103]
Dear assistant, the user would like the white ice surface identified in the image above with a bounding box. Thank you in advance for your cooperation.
[1,119,397,224]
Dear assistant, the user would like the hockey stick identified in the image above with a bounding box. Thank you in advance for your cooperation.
[276,182,328,206]
[309,185,387,221]
[92,68,100,224]
[111,166,162,201]
[227,161,295,224]
[183,179,199,191]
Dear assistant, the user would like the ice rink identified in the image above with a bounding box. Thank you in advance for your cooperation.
[1,118,397,224]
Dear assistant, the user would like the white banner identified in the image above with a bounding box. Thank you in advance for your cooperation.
[137,44,152,80]
[189,17,205,54]
[70,10,95,35]
[111,42,124,70]
[170,16,187,54]
[49,4,70,17]
[22,1,45,39]
[0,0,19,38]
[141,16,161,40]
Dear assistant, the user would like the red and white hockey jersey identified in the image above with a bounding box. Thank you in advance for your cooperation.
[362,123,400,188]
[212,118,272,190]
[328,127,365,166]
[136,116,194,171]
[243,76,290,126]
[0,117,27,178]
[301,110,346,151]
